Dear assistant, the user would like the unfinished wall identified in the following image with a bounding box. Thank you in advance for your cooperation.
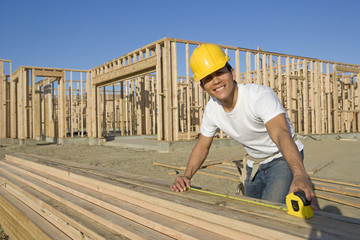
[1,38,359,142]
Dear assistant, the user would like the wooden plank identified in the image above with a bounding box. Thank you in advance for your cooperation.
[0,162,172,240]
[0,169,120,239]
[9,153,360,238]
[314,184,360,198]
[311,176,360,188]
[2,160,232,240]
[316,192,360,209]
[4,154,310,240]
[0,172,105,239]
[0,188,57,240]
[3,156,263,239]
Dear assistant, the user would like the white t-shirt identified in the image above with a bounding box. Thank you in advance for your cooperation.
[200,83,303,166]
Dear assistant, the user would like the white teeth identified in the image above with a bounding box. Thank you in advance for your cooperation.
[215,86,224,92]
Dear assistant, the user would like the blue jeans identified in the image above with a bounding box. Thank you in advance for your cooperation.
[244,151,304,204]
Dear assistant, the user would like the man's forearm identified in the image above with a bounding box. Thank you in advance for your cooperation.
[184,142,209,179]
[277,134,307,176]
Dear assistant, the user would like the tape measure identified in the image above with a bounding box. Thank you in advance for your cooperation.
[190,187,313,219]
[286,191,313,219]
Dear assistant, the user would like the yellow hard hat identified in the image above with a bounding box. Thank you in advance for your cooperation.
[190,43,230,82]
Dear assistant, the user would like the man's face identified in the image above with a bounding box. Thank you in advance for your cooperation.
[200,66,236,101]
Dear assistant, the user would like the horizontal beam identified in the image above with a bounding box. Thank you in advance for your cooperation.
[92,55,157,86]
[336,65,360,73]
[33,70,65,78]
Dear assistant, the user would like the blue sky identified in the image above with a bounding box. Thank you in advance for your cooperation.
[1,0,359,73]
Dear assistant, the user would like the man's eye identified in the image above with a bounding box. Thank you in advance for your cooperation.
[216,70,225,76]
[204,76,212,82]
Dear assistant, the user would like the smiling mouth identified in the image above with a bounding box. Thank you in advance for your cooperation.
[215,86,225,92]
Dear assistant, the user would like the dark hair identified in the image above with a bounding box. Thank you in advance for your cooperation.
[225,62,232,72]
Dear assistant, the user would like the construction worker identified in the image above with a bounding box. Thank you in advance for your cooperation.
[170,43,317,209]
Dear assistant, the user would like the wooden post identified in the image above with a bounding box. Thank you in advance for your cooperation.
[325,63,332,133]
[285,57,291,120]
[25,69,30,139]
[163,40,172,141]
[333,65,339,133]
[290,58,296,129]
[314,61,321,134]
[120,81,125,136]
[262,54,268,86]
[112,84,116,136]
[171,41,179,141]
[277,56,282,103]
[357,72,360,132]
[144,75,150,135]
[296,59,302,133]
[269,55,274,89]
[246,51,251,84]
[0,61,4,138]
[70,71,73,138]
[34,85,40,139]
[309,61,315,134]
[102,86,106,137]
[18,69,24,140]
[235,50,240,83]
[350,74,356,132]
[319,62,325,134]
[96,85,101,138]
[151,76,156,135]
[125,81,129,135]
[130,80,133,135]
[145,49,151,135]
[256,52,261,85]
[136,78,142,135]
[58,73,66,138]
[31,69,36,139]
[86,71,92,137]
[45,82,50,138]
[80,72,84,137]
[303,60,309,134]
[156,43,163,140]
[186,44,191,140]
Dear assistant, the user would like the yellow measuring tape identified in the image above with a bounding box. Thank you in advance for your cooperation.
[189,187,287,211]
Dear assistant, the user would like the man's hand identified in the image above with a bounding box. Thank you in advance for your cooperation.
[289,174,317,210]
[170,176,191,192]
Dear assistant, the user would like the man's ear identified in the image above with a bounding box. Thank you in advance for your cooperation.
[231,68,236,81]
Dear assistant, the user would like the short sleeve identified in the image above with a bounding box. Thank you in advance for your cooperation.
[200,102,218,137]
[253,87,285,124]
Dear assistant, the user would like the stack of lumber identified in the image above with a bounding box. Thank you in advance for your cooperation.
[0,154,359,239]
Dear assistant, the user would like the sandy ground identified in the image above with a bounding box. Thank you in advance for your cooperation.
[0,135,359,238]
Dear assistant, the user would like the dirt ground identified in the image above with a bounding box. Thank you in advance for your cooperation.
[0,135,359,238]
